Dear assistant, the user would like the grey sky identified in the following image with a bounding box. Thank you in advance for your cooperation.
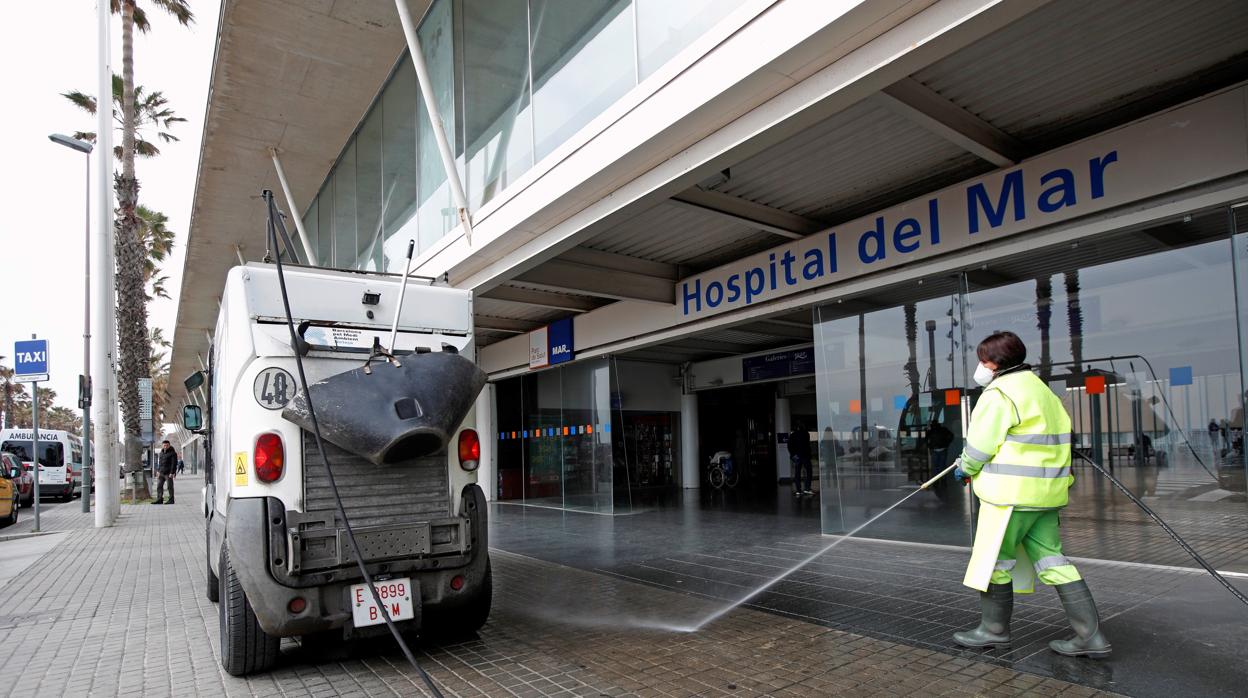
[0,0,220,417]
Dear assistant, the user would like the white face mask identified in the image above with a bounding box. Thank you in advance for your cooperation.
[973,362,995,387]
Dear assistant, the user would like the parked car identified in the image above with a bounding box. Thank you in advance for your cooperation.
[0,458,19,527]
[0,453,33,508]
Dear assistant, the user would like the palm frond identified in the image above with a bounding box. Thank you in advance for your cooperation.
[150,0,194,26]
[63,90,98,115]
[135,140,161,158]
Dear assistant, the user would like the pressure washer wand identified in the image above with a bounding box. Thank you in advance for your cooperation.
[387,239,416,354]
[922,462,960,490]
[1073,451,1247,607]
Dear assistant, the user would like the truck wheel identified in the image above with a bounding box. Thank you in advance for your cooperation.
[219,546,279,676]
[206,522,220,603]
[424,559,492,640]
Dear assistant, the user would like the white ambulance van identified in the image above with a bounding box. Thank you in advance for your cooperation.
[184,263,489,676]
[0,429,82,501]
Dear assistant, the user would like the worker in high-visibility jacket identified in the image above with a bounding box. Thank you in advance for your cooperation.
[952,331,1111,658]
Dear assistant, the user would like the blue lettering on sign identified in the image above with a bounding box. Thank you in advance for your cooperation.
[13,339,49,376]
[678,149,1119,317]
[683,232,838,315]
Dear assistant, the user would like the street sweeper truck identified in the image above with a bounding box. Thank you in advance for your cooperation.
[183,261,489,676]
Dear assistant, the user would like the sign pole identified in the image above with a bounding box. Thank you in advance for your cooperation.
[31,378,40,533]
[13,335,50,529]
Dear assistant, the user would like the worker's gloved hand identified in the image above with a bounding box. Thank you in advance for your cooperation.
[952,463,970,486]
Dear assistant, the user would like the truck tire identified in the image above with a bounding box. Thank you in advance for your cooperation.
[206,522,220,603]
[219,546,279,676]
[424,559,492,640]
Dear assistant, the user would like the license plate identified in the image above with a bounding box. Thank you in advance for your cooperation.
[350,577,415,628]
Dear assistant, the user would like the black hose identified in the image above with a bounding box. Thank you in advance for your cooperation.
[1118,356,1218,482]
[264,192,446,697]
[1073,449,1248,607]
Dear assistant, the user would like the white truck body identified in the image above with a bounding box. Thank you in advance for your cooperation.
[199,263,490,674]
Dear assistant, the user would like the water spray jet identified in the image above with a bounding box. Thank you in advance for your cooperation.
[679,462,960,632]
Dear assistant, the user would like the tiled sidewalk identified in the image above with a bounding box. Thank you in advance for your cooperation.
[0,479,1114,697]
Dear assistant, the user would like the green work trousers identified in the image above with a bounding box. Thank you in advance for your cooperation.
[989,510,1083,586]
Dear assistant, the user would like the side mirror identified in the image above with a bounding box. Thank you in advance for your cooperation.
[184,371,206,392]
[182,405,204,431]
[8,467,18,479]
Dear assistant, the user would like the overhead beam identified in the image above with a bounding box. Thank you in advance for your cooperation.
[482,285,600,313]
[877,77,1026,167]
[964,267,1018,289]
[474,316,543,334]
[742,321,814,341]
[670,188,824,240]
[557,247,679,280]
[515,260,675,305]
[666,338,760,355]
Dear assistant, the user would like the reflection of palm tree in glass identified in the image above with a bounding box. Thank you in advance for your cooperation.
[1065,271,1084,375]
[1035,276,1053,380]
[904,304,920,396]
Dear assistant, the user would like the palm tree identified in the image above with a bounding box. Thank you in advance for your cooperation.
[65,0,192,496]
[6,387,57,430]
[1064,271,1084,375]
[149,327,172,424]
[0,360,29,429]
[903,303,920,396]
[62,75,186,159]
[1035,276,1053,381]
[137,205,176,299]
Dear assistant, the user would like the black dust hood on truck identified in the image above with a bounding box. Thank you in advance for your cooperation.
[281,350,487,466]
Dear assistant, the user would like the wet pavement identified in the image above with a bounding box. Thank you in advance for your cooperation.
[490,487,1248,698]
[0,474,1118,697]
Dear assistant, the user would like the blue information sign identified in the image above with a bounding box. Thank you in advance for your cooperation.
[548,317,574,365]
[742,347,815,383]
[13,339,49,380]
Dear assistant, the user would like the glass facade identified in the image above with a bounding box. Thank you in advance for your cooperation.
[494,358,684,513]
[813,207,1248,570]
[495,359,615,513]
[302,0,748,270]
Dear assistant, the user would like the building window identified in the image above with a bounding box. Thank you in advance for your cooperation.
[530,0,636,162]
[303,0,751,271]
[463,0,534,210]
[382,57,419,273]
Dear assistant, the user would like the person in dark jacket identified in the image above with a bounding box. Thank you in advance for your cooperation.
[788,421,813,496]
[154,440,177,505]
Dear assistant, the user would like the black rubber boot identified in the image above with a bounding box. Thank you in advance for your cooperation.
[1049,580,1112,658]
[953,582,1012,648]
[151,499,164,505]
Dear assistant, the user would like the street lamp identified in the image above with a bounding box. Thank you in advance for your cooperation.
[49,133,94,514]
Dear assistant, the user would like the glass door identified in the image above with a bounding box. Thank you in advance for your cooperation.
[813,275,975,546]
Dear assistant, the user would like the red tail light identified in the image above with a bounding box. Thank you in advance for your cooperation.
[254,433,285,483]
[457,430,480,471]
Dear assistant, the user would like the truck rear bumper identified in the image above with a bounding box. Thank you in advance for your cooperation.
[225,485,488,638]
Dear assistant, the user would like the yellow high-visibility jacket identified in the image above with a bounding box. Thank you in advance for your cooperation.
[960,368,1074,509]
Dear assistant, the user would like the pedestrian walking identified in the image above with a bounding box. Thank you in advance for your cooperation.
[788,421,813,496]
[952,331,1110,658]
[153,440,177,505]
[177,457,185,475]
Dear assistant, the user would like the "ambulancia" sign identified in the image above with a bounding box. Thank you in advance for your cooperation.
[677,87,1248,319]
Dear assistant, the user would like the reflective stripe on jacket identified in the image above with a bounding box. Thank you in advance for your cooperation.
[960,369,1073,508]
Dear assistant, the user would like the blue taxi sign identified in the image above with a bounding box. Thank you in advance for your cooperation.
[14,338,49,383]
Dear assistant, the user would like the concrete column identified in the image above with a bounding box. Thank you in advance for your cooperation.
[475,383,495,501]
[680,393,699,489]
[775,395,791,481]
